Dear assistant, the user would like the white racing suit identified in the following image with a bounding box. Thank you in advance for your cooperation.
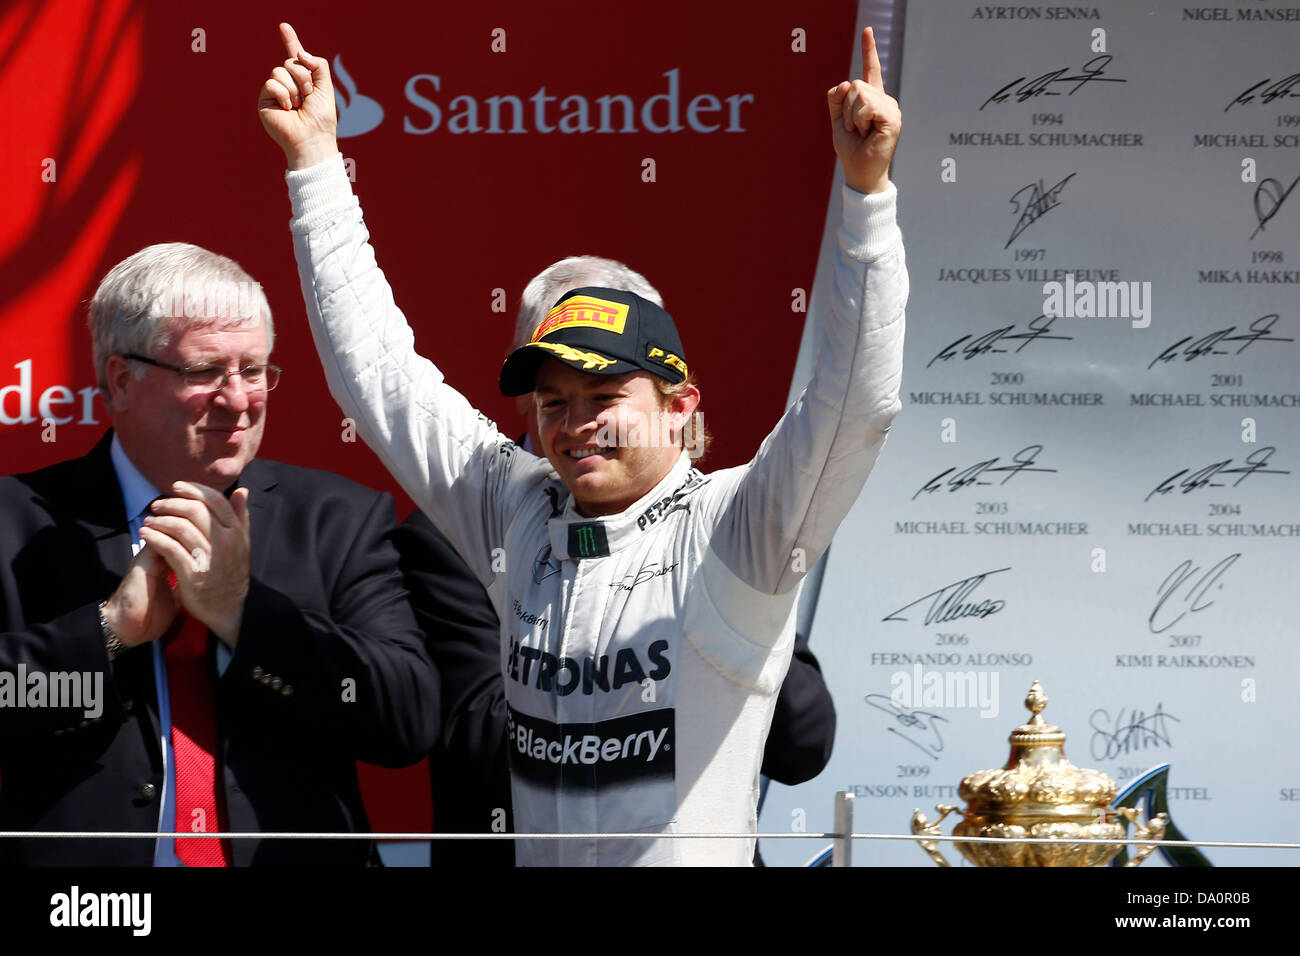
[286,155,907,865]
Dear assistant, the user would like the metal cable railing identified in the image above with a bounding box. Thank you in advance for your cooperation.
[6,791,1296,865]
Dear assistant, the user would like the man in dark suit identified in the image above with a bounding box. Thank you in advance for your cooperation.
[0,242,438,866]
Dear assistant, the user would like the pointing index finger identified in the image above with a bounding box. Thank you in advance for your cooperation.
[280,21,303,60]
[280,21,326,79]
[862,26,884,91]
[280,22,301,59]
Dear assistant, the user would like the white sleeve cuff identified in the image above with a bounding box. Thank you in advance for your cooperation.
[285,153,358,233]
[839,182,902,262]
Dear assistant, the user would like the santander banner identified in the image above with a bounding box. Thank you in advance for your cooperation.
[2,0,858,833]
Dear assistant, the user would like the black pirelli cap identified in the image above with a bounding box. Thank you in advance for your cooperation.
[499,287,688,397]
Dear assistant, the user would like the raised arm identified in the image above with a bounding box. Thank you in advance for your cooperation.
[257,24,545,586]
[705,27,907,599]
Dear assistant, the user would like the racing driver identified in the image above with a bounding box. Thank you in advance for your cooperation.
[258,22,906,865]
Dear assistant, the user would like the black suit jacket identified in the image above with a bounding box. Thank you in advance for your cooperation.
[393,510,513,867]
[0,433,439,866]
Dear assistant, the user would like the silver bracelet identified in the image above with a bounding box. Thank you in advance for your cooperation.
[98,601,125,662]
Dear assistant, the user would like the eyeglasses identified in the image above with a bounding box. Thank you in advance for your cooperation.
[123,354,283,392]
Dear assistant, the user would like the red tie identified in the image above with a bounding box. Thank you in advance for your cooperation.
[163,607,230,867]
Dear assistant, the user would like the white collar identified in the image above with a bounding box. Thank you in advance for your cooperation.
[547,453,706,559]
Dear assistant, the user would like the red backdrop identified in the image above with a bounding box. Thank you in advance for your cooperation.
[0,0,857,833]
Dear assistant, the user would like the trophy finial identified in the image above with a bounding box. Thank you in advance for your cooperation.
[1025,680,1047,724]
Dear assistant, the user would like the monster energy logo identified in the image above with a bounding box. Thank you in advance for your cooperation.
[569,522,609,558]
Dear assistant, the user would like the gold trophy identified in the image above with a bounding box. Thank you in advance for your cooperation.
[910,681,1167,867]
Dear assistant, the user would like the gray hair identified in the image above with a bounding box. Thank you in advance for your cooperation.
[89,242,273,393]
[513,255,662,351]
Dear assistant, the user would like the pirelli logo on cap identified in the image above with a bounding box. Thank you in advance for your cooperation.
[532,296,629,342]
